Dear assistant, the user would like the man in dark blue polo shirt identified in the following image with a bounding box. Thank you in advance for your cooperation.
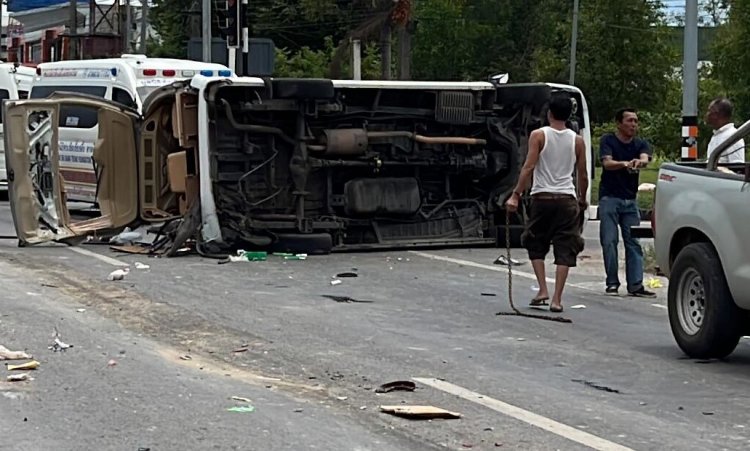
[598,108,656,297]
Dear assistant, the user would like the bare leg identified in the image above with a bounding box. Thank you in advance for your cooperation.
[531,259,549,302]
[550,265,571,310]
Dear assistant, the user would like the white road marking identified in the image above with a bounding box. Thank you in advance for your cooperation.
[412,377,634,451]
[409,251,595,292]
[68,246,130,267]
[651,304,668,310]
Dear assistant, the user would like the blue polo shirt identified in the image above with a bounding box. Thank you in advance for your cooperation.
[599,133,652,200]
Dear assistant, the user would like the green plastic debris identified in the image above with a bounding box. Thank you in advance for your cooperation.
[229,250,268,262]
[272,252,307,260]
[227,405,256,413]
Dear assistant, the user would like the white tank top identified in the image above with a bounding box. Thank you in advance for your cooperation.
[530,126,577,197]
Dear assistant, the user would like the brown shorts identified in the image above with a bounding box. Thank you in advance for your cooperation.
[522,195,585,267]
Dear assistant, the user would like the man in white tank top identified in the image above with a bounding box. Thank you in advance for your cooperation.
[505,94,589,313]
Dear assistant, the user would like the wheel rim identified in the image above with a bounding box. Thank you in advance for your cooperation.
[677,268,706,336]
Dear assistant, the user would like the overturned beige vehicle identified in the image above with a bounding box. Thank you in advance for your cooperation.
[3,76,592,254]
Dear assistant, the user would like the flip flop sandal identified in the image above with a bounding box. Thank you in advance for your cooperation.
[550,305,564,313]
[529,297,549,307]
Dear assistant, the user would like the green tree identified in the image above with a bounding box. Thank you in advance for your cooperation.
[572,1,679,122]
[712,0,750,119]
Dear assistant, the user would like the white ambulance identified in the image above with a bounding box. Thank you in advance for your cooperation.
[28,55,234,203]
[0,63,35,199]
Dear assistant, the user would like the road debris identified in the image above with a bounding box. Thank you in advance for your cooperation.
[379,405,461,420]
[294,408,304,413]
[231,396,253,403]
[76,308,87,313]
[273,253,308,260]
[48,337,73,352]
[134,262,151,270]
[570,305,587,310]
[375,380,416,394]
[647,278,663,289]
[493,255,523,266]
[336,396,348,401]
[107,359,118,367]
[480,293,497,297]
[336,272,358,278]
[233,347,249,353]
[0,345,32,361]
[107,268,130,281]
[6,373,31,382]
[227,406,255,413]
[109,227,143,245]
[330,279,343,286]
[229,250,268,262]
[7,360,40,371]
[179,355,192,361]
[572,379,621,394]
[321,295,373,304]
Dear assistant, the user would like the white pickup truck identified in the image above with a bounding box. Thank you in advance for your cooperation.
[653,121,750,359]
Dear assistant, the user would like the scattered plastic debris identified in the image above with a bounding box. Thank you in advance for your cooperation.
[233,347,249,353]
[6,373,31,382]
[330,279,343,286]
[107,359,118,367]
[76,308,87,313]
[321,295,373,304]
[493,255,523,266]
[109,227,143,245]
[227,406,255,413]
[375,381,416,394]
[647,278,663,289]
[570,305,587,309]
[379,405,461,419]
[294,408,304,413]
[107,268,130,281]
[48,337,73,352]
[572,379,621,394]
[231,396,252,403]
[179,355,192,361]
[336,396,348,401]
[335,272,358,278]
[273,253,308,260]
[7,360,40,371]
[0,345,32,361]
[134,262,151,270]
[480,293,497,297]
[228,250,268,262]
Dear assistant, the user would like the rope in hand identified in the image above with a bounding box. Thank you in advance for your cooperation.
[496,210,572,324]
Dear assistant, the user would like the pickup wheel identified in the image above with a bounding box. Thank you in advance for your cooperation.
[668,242,743,359]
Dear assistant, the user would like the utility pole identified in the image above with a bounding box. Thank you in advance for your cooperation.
[140,0,149,53]
[69,0,78,59]
[681,0,699,161]
[202,0,211,62]
[124,0,132,53]
[569,0,580,85]
[240,0,248,76]
[351,39,361,80]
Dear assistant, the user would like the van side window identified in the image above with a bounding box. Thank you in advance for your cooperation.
[113,87,137,110]
[18,90,28,99]
[0,89,10,123]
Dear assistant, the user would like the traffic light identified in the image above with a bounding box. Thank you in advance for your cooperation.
[217,0,241,48]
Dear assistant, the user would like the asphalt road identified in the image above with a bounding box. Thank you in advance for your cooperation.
[1,201,748,451]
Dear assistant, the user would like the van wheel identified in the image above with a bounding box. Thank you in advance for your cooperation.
[668,242,743,359]
[271,79,335,100]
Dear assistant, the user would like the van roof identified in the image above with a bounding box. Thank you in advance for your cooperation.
[37,56,231,72]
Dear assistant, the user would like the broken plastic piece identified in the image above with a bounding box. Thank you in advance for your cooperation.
[7,360,40,371]
[375,380,416,393]
[231,396,252,403]
[107,268,130,281]
[109,227,143,245]
[0,345,32,361]
[227,406,255,413]
[336,272,358,278]
[570,305,587,309]
[7,373,30,382]
[134,262,150,270]
[229,250,268,262]
[379,405,461,419]
[330,279,342,286]
[49,337,73,352]
[647,278,663,289]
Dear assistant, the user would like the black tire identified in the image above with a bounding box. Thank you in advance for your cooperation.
[667,242,743,359]
[271,79,335,100]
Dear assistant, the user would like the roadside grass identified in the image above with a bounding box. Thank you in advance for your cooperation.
[591,167,659,210]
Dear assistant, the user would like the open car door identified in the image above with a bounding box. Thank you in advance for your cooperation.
[3,98,139,246]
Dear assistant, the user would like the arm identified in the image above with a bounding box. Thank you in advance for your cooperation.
[575,135,589,206]
[600,136,631,171]
[505,129,543,212]
[512,129,544,195]
[631,141,653,168]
